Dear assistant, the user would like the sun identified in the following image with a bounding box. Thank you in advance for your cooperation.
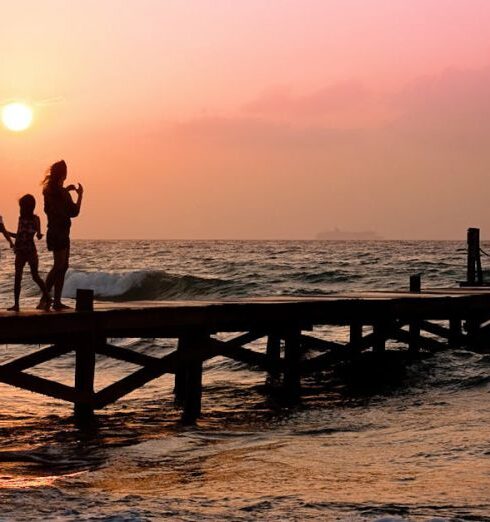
[1,102,33,132]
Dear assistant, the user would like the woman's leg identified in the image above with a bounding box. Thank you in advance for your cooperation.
[52,247,70,308]
[46,248,70,305]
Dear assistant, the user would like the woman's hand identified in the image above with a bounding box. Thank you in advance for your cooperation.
[76,183,84,196]
[66,184,77,191]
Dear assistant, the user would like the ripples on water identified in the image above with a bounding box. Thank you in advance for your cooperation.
[0,240,489,521]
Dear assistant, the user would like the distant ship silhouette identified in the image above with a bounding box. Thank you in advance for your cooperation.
[316,228,383,240]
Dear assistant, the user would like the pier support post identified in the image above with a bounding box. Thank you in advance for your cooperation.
[76,289,95,312]
[373,322,386,353]
[174,338,186,406]
[283,330,301,394]
[266,333,281,379]
[408,321,421,353]
[349,321,362,355]
[409,274,421,293]
[74,335,98,420]
[177,333,204,424]
[449,318,462,347]
[465,318,481,347]
[74,290,97,420]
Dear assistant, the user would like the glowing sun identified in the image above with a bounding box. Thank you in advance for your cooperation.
[1,102,33,132]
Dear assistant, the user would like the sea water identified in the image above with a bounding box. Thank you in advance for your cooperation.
[0,240,488,521]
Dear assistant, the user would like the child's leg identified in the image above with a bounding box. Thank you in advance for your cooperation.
[28,255,49,298]
[8,256,25,311]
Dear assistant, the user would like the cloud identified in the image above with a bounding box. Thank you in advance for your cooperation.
[389,66,490,141]
[241,81,389,128]
[168,115,362,148]
[243,81,370,115]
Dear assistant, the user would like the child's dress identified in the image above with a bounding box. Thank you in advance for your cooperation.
[15,216,38,264]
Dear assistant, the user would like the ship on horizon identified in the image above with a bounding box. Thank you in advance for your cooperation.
[316,228,383,240]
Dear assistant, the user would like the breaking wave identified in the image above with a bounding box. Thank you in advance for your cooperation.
[62,269,251,301]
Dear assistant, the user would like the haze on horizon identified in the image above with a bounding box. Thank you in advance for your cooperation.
[1,0,490,240]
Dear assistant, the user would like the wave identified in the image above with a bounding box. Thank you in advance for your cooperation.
[62,269,251,301]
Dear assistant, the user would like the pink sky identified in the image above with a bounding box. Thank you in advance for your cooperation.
[1,0,490,239]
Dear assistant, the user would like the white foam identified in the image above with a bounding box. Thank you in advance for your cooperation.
[62,269,148,298]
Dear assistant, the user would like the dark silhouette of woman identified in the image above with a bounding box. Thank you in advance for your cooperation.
[42,160,83,310]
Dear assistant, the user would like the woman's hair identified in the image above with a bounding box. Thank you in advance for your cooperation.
[19,194,36,218]
[42,160,67,191]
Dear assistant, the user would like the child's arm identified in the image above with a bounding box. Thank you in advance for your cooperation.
[0,221,14,248]
[35,215,43,240]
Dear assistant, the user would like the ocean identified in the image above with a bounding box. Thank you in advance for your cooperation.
[0,240,488,521]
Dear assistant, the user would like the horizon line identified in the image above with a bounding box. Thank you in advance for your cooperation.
[68,237,473,242]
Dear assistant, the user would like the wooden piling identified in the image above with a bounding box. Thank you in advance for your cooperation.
[349,321,362,354]
[266,334,281,376]
[178,334,205,424]
[373,322,386,353]
[408,321,421,353]
[74,289,97,419]
[76,289,95,312]
[465,318,482,347]
[283,330,301,393]
[449,318,462,347]
[74,335,97,419]
[466,228,483,285]
[174,338,186,405]
[409,274,421,293]
[183,357,203,424]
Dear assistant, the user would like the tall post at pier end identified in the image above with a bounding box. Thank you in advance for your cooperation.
[466,228,483,286]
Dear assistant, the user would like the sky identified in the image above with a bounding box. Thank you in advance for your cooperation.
[1,0,490,239]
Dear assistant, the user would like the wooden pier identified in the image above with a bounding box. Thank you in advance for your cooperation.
[1,287,490,423]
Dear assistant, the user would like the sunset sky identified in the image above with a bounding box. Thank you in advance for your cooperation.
[1,0,490,239]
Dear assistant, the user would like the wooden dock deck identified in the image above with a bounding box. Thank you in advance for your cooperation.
[1,287,489,423]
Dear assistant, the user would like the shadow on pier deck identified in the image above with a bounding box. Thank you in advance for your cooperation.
[0,288,489,425]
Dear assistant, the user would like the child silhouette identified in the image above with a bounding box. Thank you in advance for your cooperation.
[7,195,50,312]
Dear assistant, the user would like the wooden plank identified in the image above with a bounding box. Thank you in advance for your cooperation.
[300,334,345,351]
[1,344,73,372]
[4,292,490,343]
[420,321,451,339]
[207,338,275,370]
[94,351,177,408]
[391,328,446,352]
[223,331,266,347]
[302,347,349,372]
[97,343,162,367]
[0,368,78,402]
